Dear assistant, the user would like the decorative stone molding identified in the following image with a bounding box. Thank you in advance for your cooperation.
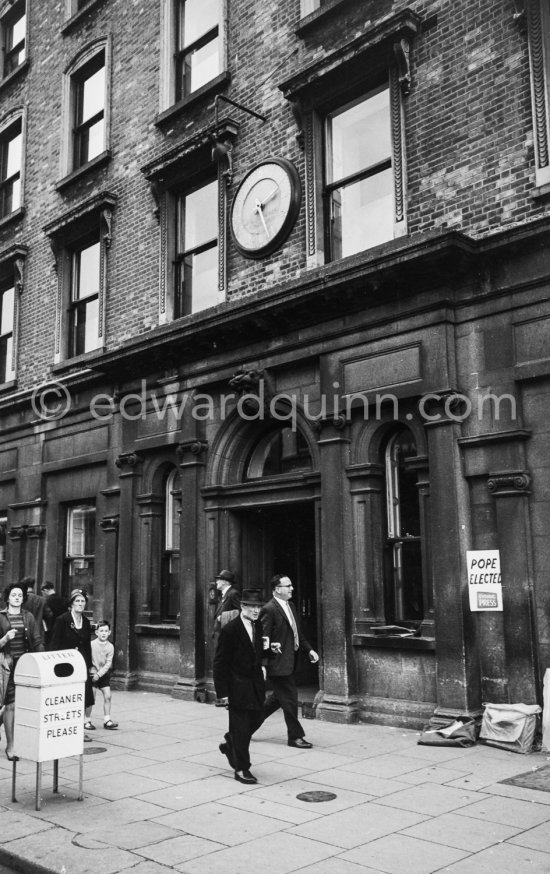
[228,367,277,418]
[420,391,467,426]
[176,440,208,461]
[526,0,550,186]
[487,470,531,496]
[115,452,143,471]
[26,525,46,539]
[7,525,27,540]
[393,39,411,95]
[100,515,120,532]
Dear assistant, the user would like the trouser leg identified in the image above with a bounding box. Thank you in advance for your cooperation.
[228,708,258,771]
[269,674,304,741]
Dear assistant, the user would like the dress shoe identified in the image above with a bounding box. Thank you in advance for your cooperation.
[234,769,257,784]
[288,738,312,749]
[219,742,236,769]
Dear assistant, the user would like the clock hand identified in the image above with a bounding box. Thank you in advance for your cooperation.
[259,186,279,209]
[254,201,271,240]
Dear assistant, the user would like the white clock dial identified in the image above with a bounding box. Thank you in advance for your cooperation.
[230,158,301,258]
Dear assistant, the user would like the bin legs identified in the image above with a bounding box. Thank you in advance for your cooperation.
[53,759,58,793]
[10,759,16,803]
[78,754,83,801]
[35,762,42,811]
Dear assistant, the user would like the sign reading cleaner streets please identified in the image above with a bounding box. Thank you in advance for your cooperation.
[467,549,503,612]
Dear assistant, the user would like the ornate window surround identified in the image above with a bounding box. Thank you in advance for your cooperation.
[141,118,238,324]
[279,9,420,269]
[43,190,116,366]
[526,0,550,192]
[0,106,26,228]
[0,243,27,388]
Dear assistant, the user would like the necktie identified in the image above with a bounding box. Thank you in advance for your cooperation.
[287,606,299,650]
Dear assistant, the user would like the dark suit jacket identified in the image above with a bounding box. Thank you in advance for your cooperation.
[260,597,312,677]
[213,615,265,710]
[213,586,241,631]
[48,611,93,668]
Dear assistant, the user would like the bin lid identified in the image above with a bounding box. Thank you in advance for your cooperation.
[14,650,88,687]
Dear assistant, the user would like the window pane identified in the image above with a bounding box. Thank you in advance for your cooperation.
[10,177,20,211]
[186,36,219,93]
[82,296,99,352]
[182,0,218,47]
[0,335,12,382]
[190,245,218,312]
[5,132,21,179]
[0,286,14,336]
[184,180,218,250]
[9,12,26,52]
[67,505,95,556]
[87,118,104,161]
[328,88,391,183]
[74,242,100,300]
[81,66,105,123]
[332,168,393,258]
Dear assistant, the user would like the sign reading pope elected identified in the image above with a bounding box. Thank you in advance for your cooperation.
[467,549,503,612]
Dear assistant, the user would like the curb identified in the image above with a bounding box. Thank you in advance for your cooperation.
[0,843,56,874]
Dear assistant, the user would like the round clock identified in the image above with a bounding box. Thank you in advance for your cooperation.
[230,158,301,259]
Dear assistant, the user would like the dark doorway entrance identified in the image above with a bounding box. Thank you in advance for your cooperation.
[237,501,318,687]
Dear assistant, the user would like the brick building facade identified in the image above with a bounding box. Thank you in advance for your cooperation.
[0,0,549,726]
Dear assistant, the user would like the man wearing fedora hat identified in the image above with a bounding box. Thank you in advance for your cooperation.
[212,570,241,706]
[214,588,266,784]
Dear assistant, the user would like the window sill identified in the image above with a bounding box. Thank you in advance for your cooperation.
[0,207,25,231]
[56,150,112,192]
[135,623,179,637]
[0,380,16,394]
[532,183,550,201]
[0,59,30,91]
[62,0,109,35]
[52,347,106,373]
[155,71,231,127]
[296,0,360,38]
[352,633,435,651]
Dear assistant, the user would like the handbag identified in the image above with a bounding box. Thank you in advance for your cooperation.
[418,717,477,747]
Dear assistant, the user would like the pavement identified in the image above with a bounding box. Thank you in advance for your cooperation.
[1,691,550,874]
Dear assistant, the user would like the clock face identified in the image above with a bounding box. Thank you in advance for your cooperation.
[230,158,301,259]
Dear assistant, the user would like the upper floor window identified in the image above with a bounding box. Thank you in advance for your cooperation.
[2,0,26,79]
[326,86,393,259]
[0,282,14,383]
[73,52,105,168]
[175,177,218,316]
[526,0,550,190]
[69,237,101,357]
[176,0,220,99]
[0,117,21,218]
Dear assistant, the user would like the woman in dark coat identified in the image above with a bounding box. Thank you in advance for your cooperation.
[0,581,45,760]
[49,588,94,713]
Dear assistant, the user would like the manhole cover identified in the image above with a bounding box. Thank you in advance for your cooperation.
[296,790,337,803]
[83,746,107,755]
[500,764,550,793]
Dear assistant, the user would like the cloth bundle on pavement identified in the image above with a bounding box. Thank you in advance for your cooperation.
[479,702,541,754]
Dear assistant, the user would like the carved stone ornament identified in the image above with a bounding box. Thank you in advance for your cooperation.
[229,367,277,418]
[487,470,531,496]
[176,440,208,461]
[393,39,411,95]
[115,452,143,470]
[7,525,28,540]
[26,525,46,539]
[100,515,120,532]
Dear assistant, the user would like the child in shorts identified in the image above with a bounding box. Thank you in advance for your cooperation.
[84,620,118,730]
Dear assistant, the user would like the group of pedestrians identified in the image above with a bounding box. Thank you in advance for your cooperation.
[213,570,319,785]
[0,579,118,760]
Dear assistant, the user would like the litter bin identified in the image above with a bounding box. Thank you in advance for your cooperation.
[14,649,87,762]
[10,649,88,810]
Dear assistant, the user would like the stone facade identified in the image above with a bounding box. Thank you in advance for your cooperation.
[0,0,549,726]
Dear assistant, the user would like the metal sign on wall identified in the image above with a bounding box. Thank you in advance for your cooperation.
[467,550,503,612]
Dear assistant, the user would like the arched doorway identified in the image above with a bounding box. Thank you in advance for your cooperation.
[205,416,321,691]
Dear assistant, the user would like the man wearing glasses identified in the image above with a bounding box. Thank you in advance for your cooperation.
[254,573,319,748]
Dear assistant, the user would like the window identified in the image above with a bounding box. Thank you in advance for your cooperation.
[384,429,423,623]
[44,191,115,363]
[245,428,313,479]
[526,0,550,189]
[175,178,218,316]
[69,237,101,357]
[2,0,26,79]
[72,51,105,169]
[0,118,22,219]
[64,503,96,600]
[162,469,180,620]
[0,282,14,382]
[326,86,394,259]
[176,0,220,99]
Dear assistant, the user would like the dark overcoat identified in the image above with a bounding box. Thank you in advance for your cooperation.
[213,615,265,710]
[260,597,312,677]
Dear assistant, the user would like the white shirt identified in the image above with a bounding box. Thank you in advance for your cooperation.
[240,614,255,643]
[274,596,299,649]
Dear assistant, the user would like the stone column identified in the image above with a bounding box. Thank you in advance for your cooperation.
[172,439,208,701]
[487,470,540,703]
[315,417,359,723]
[113,451,143,688]
[424,396,481,722]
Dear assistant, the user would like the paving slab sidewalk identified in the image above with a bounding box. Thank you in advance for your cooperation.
[0,691,549,874]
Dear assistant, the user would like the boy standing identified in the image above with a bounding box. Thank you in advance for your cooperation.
[84,620,119,730]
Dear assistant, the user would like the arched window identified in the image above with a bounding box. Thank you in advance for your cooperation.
[161,468,180,620]
[384,429,424,623]
[244,427,312,480]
